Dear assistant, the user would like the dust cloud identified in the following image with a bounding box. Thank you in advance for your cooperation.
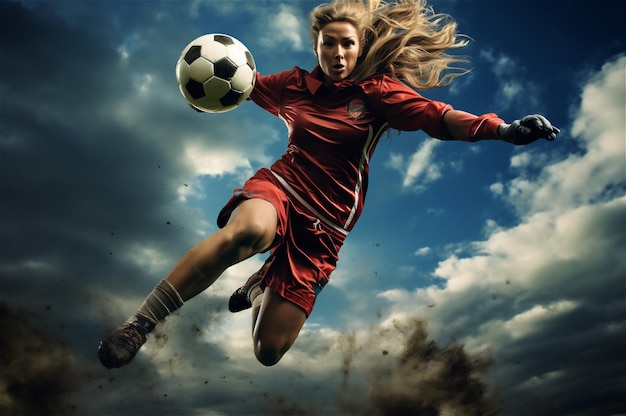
[0,304,78,416]
[339,318,498,416]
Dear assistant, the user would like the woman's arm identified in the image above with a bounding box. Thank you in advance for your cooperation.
[443,109,559,144]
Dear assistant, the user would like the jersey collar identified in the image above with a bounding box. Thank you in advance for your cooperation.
[305,66,357,95]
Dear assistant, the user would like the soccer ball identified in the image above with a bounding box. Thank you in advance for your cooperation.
[176,34,256,113]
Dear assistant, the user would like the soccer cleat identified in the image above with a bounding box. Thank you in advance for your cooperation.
[98,317,155,369]
[228,272,264,313]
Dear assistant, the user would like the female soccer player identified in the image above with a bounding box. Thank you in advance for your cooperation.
[99,0,559,369]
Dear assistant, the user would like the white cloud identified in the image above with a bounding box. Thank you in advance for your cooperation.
[188,2,307,53]
[503,55,626,217]
[276,5,306,50]
[396,265,416,277]
[480,49,540,111]
[123,243,177,277]
[209,256,267,299]
[482,50,515,78]
[387,140,442,191]
[176,179,206,203]
[184,140,254,178]
[414,247,431,256]
[176,114,280,185]
[503,300,579,340]
[489,181,504,195]
[260,4,306,52]
[378,288,411,303]
[426,207,445,216]
[501,80,523,102]
[509,151,532,169]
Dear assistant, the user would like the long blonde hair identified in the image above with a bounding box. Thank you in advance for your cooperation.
[310,0,469,90]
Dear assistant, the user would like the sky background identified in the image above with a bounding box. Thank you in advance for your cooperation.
[1,0,624,415]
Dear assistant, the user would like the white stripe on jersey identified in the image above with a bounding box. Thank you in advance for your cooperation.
[344,122,389,230]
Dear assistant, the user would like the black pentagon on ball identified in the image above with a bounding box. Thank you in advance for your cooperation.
[184,45,202,65]
[214,57,238,79]
[214,35,235,46]
[245,51,255,71]
[220,89,243,107]
[185,79,205,99]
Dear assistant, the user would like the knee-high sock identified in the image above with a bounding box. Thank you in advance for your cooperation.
[134,279,184,326]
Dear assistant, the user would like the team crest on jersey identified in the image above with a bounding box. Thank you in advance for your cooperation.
[346,97,369,120]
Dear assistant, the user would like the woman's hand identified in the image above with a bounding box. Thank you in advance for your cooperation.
[499,114,560,145]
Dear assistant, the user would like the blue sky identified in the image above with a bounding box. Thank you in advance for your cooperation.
[1,1,624,415]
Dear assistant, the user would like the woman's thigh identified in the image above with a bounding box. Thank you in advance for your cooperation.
[252,288,306,366]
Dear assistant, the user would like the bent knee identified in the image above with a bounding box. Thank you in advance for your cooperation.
[235,223,272,251]
[225,203,277,253]
[254,336,291,367]
[254,346,285,367]
[222,221,274,254]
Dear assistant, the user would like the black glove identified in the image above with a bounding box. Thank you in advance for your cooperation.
[498,114,560,145]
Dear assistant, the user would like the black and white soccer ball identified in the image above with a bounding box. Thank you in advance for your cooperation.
[176,34,256,113]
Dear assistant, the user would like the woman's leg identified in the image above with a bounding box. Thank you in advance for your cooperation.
[166,198,277,300]
[251,288,307,366]
[98,198,277,369]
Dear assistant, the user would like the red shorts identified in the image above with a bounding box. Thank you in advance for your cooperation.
[217,168,346,317]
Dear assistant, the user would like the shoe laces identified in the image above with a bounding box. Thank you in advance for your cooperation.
[117,322,147,350]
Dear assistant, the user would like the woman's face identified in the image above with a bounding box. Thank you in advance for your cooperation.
[316,21,362,83]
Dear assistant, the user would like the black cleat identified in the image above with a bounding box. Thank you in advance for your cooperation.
[228,273,264,313]
[229,259,273,313]
[98,318,155,369]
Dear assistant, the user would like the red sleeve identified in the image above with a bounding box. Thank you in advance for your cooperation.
[364,76,453,139]
[442,111,504,142]
[363,76,503,141]
[249,69,296,116]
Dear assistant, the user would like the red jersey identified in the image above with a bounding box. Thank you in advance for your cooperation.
[249,66,501,234]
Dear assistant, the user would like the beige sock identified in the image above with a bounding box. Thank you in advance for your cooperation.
[250,284,264,311]
[134,279,184,325]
